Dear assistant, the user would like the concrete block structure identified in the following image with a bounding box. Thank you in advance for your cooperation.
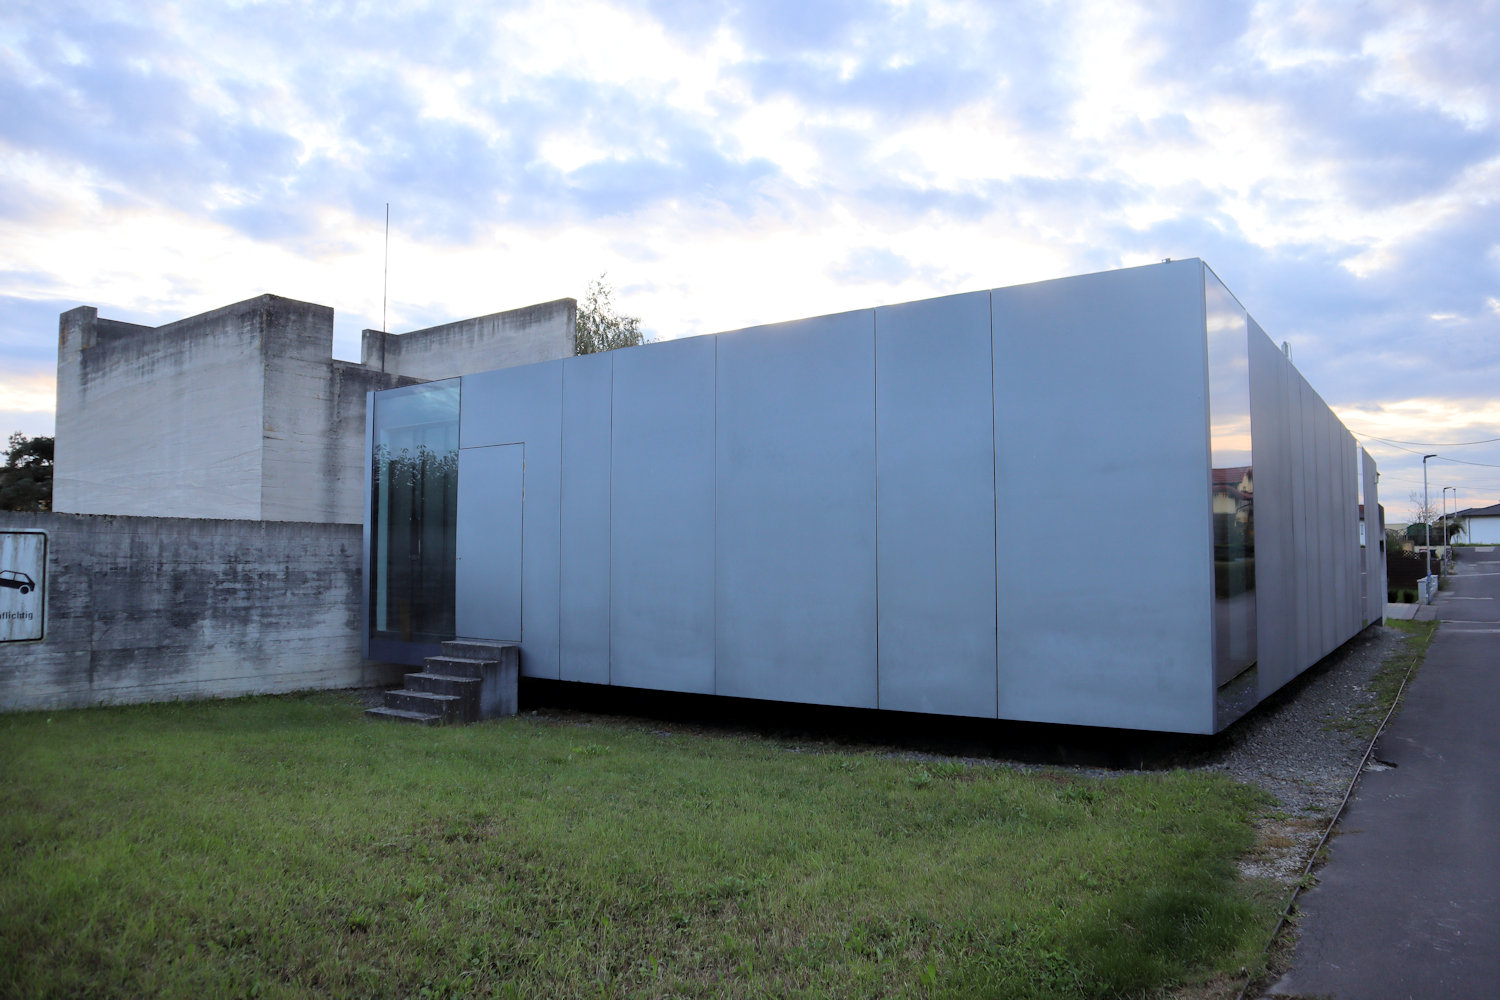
[0,292,576,713]
[54,294,575,524]
[0,510,402,711]
[366,259,1385,734]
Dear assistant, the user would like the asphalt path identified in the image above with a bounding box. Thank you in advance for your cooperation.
[1269,547,1500,999]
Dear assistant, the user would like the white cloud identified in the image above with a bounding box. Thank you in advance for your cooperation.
[0,0,1497,463]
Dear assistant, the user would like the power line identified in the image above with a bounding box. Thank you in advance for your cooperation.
[1431,454,1500,469]
[1352,433,1500,448]
[1361,439,1500,467]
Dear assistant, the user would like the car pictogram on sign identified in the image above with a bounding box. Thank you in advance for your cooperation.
[0,570,35,595]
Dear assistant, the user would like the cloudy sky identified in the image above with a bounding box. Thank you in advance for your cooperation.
[2,0,1497,515]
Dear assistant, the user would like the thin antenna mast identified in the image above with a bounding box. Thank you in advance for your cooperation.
[382,203,390,334]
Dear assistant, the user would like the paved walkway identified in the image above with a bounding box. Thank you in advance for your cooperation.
[1269,547,1500,999]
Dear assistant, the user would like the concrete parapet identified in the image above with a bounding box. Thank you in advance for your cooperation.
[361,298,575,380]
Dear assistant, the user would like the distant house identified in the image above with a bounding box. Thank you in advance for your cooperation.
[1456,503,1500,545]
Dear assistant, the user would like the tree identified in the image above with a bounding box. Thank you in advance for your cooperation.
[575,274,644,355]
[0,432,53,511]
[1406,489,1462,545]
[1408,490,1440,528]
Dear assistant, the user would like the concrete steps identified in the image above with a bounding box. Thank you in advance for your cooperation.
[365,640,519,726]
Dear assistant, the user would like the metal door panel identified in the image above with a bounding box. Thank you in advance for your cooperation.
[456,444,523,642]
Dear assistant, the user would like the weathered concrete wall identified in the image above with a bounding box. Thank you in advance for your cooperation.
[54,294,576,525]
[0,511,402,712]
[54,303,266,519]
[361,299,576,381]
[324,362,424,523]
[254,306,423,524]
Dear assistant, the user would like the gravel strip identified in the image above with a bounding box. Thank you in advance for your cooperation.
[1184,624,1407,882]
[1190,624,1403,811]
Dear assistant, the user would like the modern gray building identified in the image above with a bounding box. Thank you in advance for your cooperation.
[365,260,1383,734]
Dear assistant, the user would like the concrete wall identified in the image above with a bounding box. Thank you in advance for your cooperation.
[361,299,576,382]
[0,511,400,712]
[55,303,268,519]
[53,294,574,525]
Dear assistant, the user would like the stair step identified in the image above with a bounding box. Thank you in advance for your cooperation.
[385,689,469,722]
[407,672,482,698]
[443,639,516,661]
[423,655,496,680]
[365,707,441,725]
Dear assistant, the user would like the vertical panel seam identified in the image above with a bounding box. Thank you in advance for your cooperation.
[712,335,719,697]
[989,290,1000,721]
[519,442,526,646]
[872,309,880,709]
[558,364,566,678]
[608,356,615,687]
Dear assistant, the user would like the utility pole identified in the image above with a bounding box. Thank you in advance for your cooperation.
[1423,454,1437,600]
[1443,486,1456,568]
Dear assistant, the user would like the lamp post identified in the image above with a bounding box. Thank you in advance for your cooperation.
[1423,454,1437,598]
[1443,486,1456,567]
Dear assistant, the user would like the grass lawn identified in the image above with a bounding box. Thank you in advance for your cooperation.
[1,694,1278,999]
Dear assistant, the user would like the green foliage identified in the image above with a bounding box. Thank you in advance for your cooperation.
[0,431,52,511]
[574,273,644,355]
[0,696,1277,999]
[1405,520,1462,544]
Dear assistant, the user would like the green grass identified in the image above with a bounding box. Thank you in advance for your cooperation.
[1,695,1277,999]
[1327,620,1436,739]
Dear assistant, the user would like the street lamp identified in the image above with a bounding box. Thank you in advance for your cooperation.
[1442,486,1456,566]
[1423,454,1437,598]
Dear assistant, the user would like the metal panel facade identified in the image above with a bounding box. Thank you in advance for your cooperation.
[992,260,1215,733]
[715,311,878,708]
[455,444,523,641]
[559,352,613,684]
[874,292,997,717]
[391,259,1382,734]
[461,362,564,677]
[1363,448,1384,626]
[610,337,716,694]
[1248,322,1296,699]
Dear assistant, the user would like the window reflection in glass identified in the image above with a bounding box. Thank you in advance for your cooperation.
[1206,269,1257,727]
[370,380,459,644]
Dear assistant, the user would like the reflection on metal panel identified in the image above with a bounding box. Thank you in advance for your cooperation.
[560,352,612,684]
[874,292,997,717]
[610,337,716,694]
[715,310,878,708]
[1206,267,1258,728]
[455,444,522,642]
[460,362,564,677]
[993,261,1213,733]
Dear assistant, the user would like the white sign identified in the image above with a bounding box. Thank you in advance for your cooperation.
[0,531,46,642]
